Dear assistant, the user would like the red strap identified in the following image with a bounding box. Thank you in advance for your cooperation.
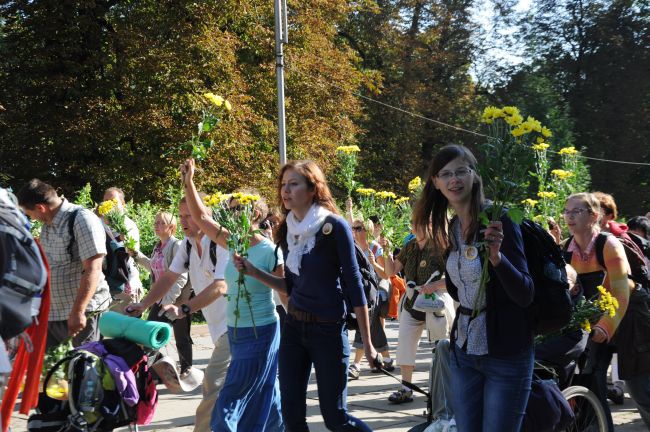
[1,239,51,431]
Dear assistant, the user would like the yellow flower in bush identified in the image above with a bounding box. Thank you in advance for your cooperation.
[551,169,575,180]
[531,143,550,151]
[505,112,524,127]
[559,146,578,156]
[375,191,397,200]
[395,196,410,205]
[481,106,504,124]
[204,92,224,107]
[541,126,552,138]
[98,199,117,216]
[525,116,542,133]
[521,198,539,207]
[537,191,557,199]
[336,145,361,154]
[408,176,422,193]
[356,188,376,196]
[224,100,232,112]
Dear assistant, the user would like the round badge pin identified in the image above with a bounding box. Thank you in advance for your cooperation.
[464,246,479,260]
[419,259,427,268]
[322,223,333,235]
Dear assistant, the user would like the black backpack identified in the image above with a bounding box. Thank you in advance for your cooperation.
[520,219,573,336]
[321,216,379,330]
[68,208,130,295]
[0,199,47,339]
[184,238,217,269]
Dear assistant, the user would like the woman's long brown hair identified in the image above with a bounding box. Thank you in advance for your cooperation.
[274,160,340,248]
[412,144,485,252]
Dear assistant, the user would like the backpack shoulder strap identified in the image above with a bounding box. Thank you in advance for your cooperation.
[595,232,610,270]
[562,235,573,263]
[209,240,217,267]
[67,208,81,258]
[184,239,192,269]
[272,242,281,271]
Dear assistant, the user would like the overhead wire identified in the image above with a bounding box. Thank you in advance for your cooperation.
[285,64,650,167]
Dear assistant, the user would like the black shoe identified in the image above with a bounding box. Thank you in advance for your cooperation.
[607,386,625,405]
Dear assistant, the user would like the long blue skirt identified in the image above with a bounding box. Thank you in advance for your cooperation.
[211,321,283,431]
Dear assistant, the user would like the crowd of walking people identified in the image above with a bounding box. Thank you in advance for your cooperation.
[2,144,650,432]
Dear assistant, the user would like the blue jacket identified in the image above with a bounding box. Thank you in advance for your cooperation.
[445,215,535,357]
[286,214,366,321]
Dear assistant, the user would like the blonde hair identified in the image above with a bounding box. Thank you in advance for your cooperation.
[156,210,177,228]
[566,193,602,224]
[352,218,375,234]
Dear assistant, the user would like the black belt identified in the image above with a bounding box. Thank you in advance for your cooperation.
[457,305,486,316]
[287,303,339,323]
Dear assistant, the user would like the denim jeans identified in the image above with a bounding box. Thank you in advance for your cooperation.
[279,315,372,432]
[626,373,650,429]
[450,344,533,432]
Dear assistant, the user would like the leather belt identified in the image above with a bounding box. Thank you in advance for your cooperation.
[287,303,339,323]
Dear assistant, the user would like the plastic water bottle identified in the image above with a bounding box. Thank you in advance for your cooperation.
[78,366,103,413]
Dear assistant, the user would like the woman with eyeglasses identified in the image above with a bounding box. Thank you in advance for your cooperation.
[179,159,286,431]
[348,218,394,379]
[562,192,630,432]
[232,160,377,431]
[413,144,535,431]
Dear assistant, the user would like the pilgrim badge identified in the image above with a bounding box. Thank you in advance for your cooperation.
[322,222,333,235]
[464,245,479,261]
[419,260,427,268]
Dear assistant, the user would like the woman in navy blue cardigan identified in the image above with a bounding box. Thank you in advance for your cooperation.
[412,145,535,432]
[233,160,378,431]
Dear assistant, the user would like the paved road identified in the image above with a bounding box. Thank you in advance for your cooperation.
[9,321,647,431]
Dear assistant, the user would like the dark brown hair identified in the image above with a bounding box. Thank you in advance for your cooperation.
[16,179,58,209]
[412,145,485,251]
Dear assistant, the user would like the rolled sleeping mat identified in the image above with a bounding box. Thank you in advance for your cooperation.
[99,311,172,350]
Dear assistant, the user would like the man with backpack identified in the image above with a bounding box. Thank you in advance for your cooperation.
[17,179,111,349]
[595,192,650,428]
[126,196,230,432]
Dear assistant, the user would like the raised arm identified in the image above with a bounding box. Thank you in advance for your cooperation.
[180,158,230,249]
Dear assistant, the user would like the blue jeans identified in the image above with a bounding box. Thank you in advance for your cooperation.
[450,344,533,432]
[279,315,372,432]
[626,373,650,429]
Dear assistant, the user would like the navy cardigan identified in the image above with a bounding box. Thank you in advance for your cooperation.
[445,215,535,358]
[285,214,367,321]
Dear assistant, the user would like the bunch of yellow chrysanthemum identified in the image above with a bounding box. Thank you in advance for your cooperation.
[394,196,410,205]
[551,169,575,180]
[97,199,117,216]
[537,191,558,199]
[203,92,232,111]
[231,192,261,206]
[408,176,422,193]
[521,198,539,207]
[595,285,619,318]
[559,146,579,156]
[336,145,361,154]
[356,187,376,196]
[375,191,397,200]
[531,142,550,152]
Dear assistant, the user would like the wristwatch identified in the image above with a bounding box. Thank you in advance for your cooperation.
[180,304,191,315]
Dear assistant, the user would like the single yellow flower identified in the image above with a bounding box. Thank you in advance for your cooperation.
[525,116,542,133]
[204,93,224,107]
[505,113,524,127]
[541,126,552,138]
[224,100,232,111]
[559,146,578,156]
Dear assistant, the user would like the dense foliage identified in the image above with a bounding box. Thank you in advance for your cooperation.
[1,0,648,215]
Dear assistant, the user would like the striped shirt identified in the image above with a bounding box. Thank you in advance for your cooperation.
[40,199,111,321]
